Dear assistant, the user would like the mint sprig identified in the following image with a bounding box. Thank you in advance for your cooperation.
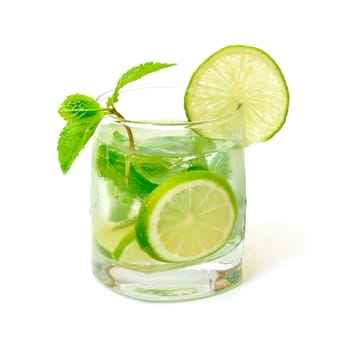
[57,62,176,174]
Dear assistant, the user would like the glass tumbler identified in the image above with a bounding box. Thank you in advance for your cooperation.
[90,87,246,301]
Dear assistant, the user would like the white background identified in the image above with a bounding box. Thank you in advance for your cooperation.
[1,0,345,349]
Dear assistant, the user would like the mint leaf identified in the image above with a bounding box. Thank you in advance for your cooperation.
[107,62,176,107]
[58,94,104,122]
[57,94,106,173]
[58,116,104,173]
[96,144,157,198]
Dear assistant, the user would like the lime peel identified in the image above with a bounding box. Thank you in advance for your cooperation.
[94,223,135,260]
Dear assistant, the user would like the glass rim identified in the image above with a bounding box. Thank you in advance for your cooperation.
[96,87,237,129]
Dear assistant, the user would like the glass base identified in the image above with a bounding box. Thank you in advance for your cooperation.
[92,244,243,302]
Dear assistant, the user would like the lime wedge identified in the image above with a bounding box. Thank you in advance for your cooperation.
[184,45,289,145]
[136,170,237,262]
[94,223,135,260]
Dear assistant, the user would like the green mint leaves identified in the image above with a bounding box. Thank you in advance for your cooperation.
[107,62,176,108]
[58,94,105,174]
[57,62,176,174]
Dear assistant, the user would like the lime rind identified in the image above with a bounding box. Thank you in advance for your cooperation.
[94,223,135,260]
[118,238,164,265]
[184,45,289,145]
[136,170,238,263]
[94,240,114,260]
[112,229,136,260]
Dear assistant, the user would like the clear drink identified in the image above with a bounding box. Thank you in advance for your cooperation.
[90,88,246,301]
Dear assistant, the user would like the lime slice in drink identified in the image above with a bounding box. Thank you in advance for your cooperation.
[118,238,162,265]
[94,223,135,260]
[184,45,289,145]
[136,170,237,262]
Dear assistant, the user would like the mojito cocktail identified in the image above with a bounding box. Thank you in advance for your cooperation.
[57,45,289,301]
[90,89,246,300]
